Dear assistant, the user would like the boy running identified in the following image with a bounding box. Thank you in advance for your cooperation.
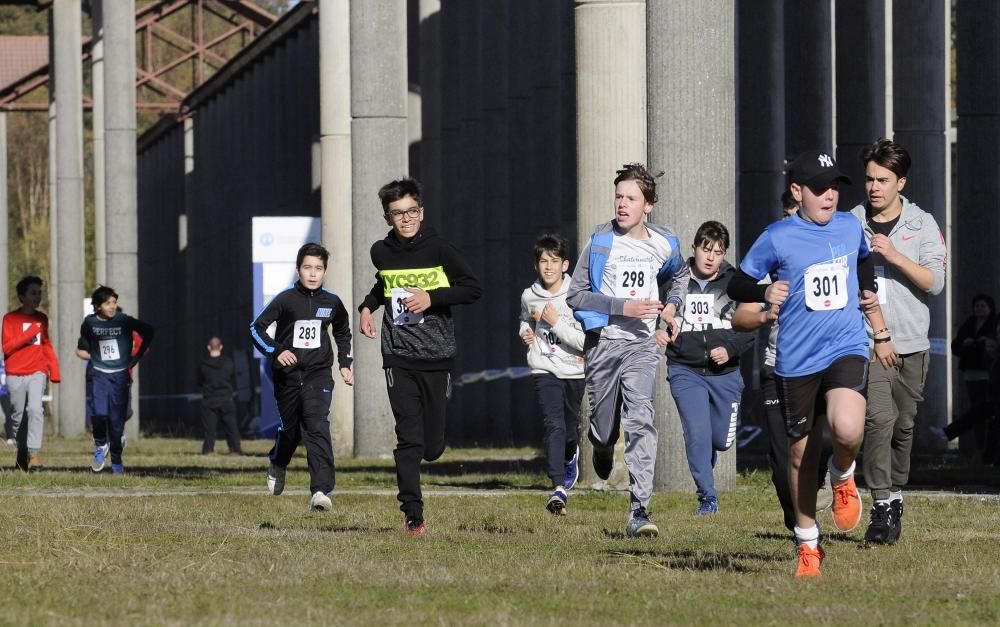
[358,177,482,536]
[567,163,688,538]
[77,286,154,474]
[2,276,60,471]
[727,150,897,577]
[849,139,946,544]
[518,234,586,515]
[250,242,354,512]
[657,222,752,516]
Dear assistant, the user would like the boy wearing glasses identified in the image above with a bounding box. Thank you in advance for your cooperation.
[358,177,482,536]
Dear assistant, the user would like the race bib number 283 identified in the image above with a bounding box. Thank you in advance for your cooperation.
[293,319,321,349]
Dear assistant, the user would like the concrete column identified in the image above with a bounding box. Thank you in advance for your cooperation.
[480,0,511,441]
[47,10,59,387]
[736,0,785,257]
[53,0,85,437]
[574,0,646,489]
[350,0,407,457]
[648,1,736,494]
[104,0,140,439]
[319,0,354,458]
[92,0,107,285]
[892,0,950,450]
[418,0,441,213]
[784,0,833,157]
[834,0,886,210]
[0,112,7,311]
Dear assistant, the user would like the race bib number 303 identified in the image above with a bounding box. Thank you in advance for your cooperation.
[684,293,716,325]
[804,262,848,311]
[391,288,425,326]
[293,319,321,349]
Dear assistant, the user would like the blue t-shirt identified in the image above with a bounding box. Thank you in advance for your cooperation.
[740,212,870,377]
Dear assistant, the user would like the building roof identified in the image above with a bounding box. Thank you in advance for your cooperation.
[0,35,48,91]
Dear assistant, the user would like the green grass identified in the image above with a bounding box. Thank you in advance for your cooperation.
[1,438,998,625]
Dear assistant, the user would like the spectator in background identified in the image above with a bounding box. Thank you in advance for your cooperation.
[198,336,243,455]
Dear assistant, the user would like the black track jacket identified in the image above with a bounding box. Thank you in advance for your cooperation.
[360,227,482,370]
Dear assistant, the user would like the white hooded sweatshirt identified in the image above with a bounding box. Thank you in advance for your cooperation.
[518,273,585,379]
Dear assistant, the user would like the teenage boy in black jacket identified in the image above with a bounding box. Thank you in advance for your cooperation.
[359,177,482,536]
[251,242,354,512]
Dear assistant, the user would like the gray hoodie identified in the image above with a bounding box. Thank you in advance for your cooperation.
[518,273,585,378]
[849,196,947,354]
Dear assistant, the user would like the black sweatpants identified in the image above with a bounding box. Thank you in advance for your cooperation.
[386,367,450,521]
[532,373,584,486]
[270,372,335,495]
[762,366,831,531]
[202,400,242,454]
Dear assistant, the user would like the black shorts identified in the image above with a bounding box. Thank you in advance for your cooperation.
[775,355,869,439]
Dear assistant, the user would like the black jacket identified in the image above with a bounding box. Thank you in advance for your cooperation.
[360,227,482,370]
[198,354,235,407]
[951,314,997,372]
[250,281,352,384]
[666,260,753,375]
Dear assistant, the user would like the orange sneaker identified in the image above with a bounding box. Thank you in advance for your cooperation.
[795,544,825,578]
[831,475,862,532]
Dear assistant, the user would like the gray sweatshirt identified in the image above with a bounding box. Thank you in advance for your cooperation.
[518,274,585,379]
[849,196,947,354]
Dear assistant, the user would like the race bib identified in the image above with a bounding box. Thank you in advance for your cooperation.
[535,321,560,355]
[292,319,321,349]
[875,265,887,305]
[684,293,716,325]
[804,262,848,311]
[22,322,40,345]
[391,288,424,326]
[615,261,653,299]
[98,339,121,361]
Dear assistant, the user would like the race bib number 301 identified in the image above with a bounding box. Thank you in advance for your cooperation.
[804,262,848,311]
[293,319,321,349]
[391,288,425,326]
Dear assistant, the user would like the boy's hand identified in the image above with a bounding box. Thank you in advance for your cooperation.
[403,288,432,314]
[659,303,680,343]
[764,280,789,306]
[623,299,663,319]
[873,341,898,368]
[709,347,730,365]
[339,367,354,386]
[763,305,780,325]
[654,329,671,348]
[359,308,377,339]
[870,234,901,265]
[521,329,535,346]
[859,290,879,314]
[276,350,297,367]
[540,303,559,326]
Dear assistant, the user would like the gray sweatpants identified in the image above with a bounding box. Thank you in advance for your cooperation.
[863,350,928,500]
[584,334,660,510]
[8,372,48,452]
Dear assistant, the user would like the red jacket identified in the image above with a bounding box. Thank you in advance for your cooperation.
[2,309,61,381]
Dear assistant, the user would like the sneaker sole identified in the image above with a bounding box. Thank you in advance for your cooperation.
[628,524,659,538]
[267,477,284,496]
[91,461,105,473]
[546,498,567,516]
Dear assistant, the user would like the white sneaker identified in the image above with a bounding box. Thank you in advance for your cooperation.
[309,491,332,512]
[266,465,286,495]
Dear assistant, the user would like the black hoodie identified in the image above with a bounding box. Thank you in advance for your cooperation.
[360,227,482,370]
[666,260,753,375]
[198,353,235,407]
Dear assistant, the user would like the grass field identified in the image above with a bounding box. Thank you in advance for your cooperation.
[1,437,998,626]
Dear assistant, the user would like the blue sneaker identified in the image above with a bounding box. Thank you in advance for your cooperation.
[546,487,568,515]
[563,445,580,491]
[696,498,718,516]
[91,444,109,473]
[112,463,125,475]
[625,507,659,538]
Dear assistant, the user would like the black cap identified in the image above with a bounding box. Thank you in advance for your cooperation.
[787,150,852,191]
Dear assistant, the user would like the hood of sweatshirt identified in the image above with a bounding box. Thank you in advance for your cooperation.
[382,226,440,252]
[529,273,572,300]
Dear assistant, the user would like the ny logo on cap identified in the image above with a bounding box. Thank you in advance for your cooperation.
[817,154,834,167]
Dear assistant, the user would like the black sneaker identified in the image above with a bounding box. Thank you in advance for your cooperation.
[404,517,426,537]
[888,499,903,543]
[863,502,896,545]
[592,444,613,481]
